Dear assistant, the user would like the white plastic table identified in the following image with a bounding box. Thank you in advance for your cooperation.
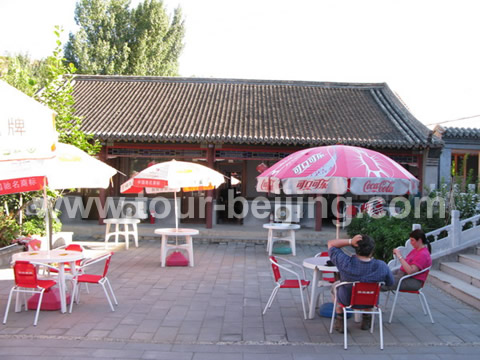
[303,256,338,319]
[104,218,140,250]
[263,223,300,256]
[12,250,84,313]
[154,228,199,267]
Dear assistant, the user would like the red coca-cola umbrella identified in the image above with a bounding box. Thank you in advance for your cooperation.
[256,145,419,236]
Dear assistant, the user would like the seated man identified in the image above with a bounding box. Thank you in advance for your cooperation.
[328,234,394,333]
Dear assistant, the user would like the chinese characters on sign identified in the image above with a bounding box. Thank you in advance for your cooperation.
[8,118,27,136]
[0,176,44,195]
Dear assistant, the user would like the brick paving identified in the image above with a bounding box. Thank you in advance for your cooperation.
[1,239,480,359]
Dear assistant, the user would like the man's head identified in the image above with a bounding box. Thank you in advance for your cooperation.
[354,234,375,257]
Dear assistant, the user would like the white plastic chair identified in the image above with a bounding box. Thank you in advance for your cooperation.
[263,256,311,319]
[329,281,384,350]
[384,266,434,324]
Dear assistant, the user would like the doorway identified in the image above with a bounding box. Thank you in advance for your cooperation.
[216,162,244,224]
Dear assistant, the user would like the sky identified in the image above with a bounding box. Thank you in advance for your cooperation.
[1,0,479,128]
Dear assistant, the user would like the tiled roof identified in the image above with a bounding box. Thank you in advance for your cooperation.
[442,127,480,139]
[72,75,440,149]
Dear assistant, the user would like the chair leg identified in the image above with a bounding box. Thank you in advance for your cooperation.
[3,288,15,324]
[419,291,434,323]
[69,280,78,313]
[33,289,45,326]
[378,309,384,350]
[329,298,338,333]
[384,290,391,309]
[388,290,400,323]
[263,286,279,315]
[299,286,308,320]
[104,278,118,306]
[100,282,116,312]
[343,308,348,350]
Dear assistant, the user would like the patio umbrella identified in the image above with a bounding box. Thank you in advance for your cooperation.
[256,145,419,237]
[0,81,119,248]
[120,160,225,230]
[0,143,118,248]
[0,80,57,162]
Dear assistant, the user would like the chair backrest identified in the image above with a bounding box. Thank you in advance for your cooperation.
[65,244,84,265]
[27,239,42,251]
[350,282,382,307]
[269,256,282,282]
[13,261,39,288]
[66,244,83,252]
[102,252,114,278]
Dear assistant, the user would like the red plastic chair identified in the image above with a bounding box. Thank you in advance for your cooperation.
[27,239,42,251]
[70,252,118,313]
[3,261,58,326]
[329,281,384,350]
[385,266,434,324]
[262,256,310,319]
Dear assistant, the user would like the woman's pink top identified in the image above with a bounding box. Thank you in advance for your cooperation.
[400,247,432,282]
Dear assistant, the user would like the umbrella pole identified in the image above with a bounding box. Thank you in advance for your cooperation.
[336,194,340,239]
[174,191,179,247]
[43,178,52,250]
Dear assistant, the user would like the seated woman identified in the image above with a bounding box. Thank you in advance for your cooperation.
[383,229,432,292]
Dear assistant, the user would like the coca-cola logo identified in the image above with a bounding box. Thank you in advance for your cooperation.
[293,153,325,175]
[296,179,329,191]
[260,179,272,191]
[363,180,394,193]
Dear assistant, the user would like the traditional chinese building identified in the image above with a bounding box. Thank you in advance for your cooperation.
[70,75,442,228]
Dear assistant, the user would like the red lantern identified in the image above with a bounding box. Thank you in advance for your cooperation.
[256,162,268,173]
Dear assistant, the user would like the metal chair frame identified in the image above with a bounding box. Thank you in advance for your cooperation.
[384,266,434,324]
[329,281,384,350]
[263,256,310,319]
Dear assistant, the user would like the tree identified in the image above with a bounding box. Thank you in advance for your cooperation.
[40,26,101,155]
[65,0,185,76]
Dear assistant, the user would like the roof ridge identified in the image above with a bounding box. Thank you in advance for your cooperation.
[72,74,386,89]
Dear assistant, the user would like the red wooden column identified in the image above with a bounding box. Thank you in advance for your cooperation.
[315,195,323,231]
[98,145,108,225]
[206,145,215,228]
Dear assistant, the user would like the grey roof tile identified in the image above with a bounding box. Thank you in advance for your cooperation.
[71,75,440,148]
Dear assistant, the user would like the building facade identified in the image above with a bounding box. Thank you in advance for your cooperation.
[70,76,442,228]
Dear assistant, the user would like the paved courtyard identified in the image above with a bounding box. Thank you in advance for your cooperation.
[1,239,479,359]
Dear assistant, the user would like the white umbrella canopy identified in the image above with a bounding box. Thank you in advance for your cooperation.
[0,143,117,194]
[0,143,118,249]
[0,80,57,162]
[120,160,225,229]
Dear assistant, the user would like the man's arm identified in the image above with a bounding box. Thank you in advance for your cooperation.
[327,234,362,249]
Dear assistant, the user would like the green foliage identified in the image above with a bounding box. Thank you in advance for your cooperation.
[347,183,480,263]
[0,211,20,247]
[38,26,101,155]
[0,192,62,247]
[347,215,411,263]
[65,0,184,75]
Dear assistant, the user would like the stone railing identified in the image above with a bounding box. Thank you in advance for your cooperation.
[388,210,480,271]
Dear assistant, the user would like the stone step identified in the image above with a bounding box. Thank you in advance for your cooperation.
[429,269,480,310]
[440,262,480,287]
[458,253,480,270]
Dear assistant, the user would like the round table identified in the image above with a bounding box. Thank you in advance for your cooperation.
[104,218,140,250]
[303,256,338,319]
[154,228,199,267]
[263,223,300,256]
[12,250,84,313]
